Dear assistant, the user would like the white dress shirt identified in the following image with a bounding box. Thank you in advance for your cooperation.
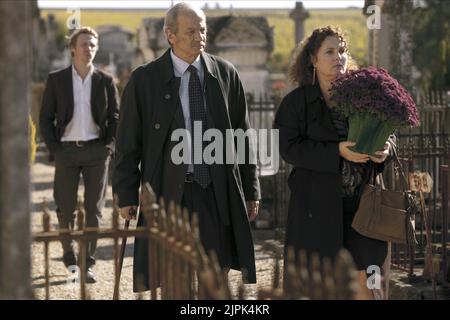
[170,50,205,171]
[61,65,100,141]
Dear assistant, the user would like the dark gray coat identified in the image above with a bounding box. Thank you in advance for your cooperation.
[113,49,260,291]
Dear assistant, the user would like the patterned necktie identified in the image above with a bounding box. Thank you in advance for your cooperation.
[188,65,211,188]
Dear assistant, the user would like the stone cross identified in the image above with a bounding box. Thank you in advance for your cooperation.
[289,2,310,45]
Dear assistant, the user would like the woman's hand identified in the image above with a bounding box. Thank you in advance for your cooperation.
[339,141,370,163]
[369,142,390,163]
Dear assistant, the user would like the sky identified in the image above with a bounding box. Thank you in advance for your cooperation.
[38,0,365,9]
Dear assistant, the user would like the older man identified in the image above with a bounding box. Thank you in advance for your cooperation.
[113,3,261,291]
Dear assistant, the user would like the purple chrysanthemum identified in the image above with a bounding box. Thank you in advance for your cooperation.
[330,67,420,127]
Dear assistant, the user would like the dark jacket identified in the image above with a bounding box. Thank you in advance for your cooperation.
[39,66,120,154]
[274,84,394,260]
[112,49,261,290]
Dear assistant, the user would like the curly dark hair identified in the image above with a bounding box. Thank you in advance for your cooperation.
[288,26,358,86]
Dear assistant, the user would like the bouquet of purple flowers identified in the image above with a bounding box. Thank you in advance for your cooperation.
[330,67,420,155]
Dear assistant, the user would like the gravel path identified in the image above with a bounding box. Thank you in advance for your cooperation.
[31,145,282,300]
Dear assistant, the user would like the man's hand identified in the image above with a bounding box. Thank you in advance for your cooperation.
[246,201,260,221]
[339,141,370,163]
[369,142,390,163]
[120,206,138,220]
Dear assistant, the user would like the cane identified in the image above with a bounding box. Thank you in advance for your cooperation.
[113,207,137,300]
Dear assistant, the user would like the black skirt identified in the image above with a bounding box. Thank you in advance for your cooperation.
[342,190,388,271]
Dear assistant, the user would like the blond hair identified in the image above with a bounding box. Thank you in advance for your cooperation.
[67,27,98,56]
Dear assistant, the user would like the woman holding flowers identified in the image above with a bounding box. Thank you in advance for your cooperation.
[274,26,396,300]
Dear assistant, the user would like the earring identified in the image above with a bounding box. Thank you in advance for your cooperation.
[312,66,316,85]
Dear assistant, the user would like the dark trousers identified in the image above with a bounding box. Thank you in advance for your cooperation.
[53,141,110,268]
[181,181,233,269]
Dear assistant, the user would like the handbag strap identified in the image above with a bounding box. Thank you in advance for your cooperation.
[355,162,376,204]
[391,147,410,191]
[362,162,376,187]
[357,145,401,200]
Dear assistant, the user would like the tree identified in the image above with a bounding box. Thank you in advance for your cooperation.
[412,0,450,89]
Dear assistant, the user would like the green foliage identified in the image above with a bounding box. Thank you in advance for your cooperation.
[41,8,368,73]
[268,9,368,72]
[412,1,450,89]
[305,10,368,66]
[266,15,294,73]
[55,21,68,50]
[41,9,165,32]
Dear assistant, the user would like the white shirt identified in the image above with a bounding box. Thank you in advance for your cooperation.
[61,65,100,141]
[170,50,205,171]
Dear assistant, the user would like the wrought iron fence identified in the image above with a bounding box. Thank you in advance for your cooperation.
[439,163,450,286]
[32,183,358,300]
[259,243,359,300]
[383,91,449,285]
[33,183,231,300]
[247,93,290,235]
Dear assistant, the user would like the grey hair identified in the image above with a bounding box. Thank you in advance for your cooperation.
[163,2,205,34]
